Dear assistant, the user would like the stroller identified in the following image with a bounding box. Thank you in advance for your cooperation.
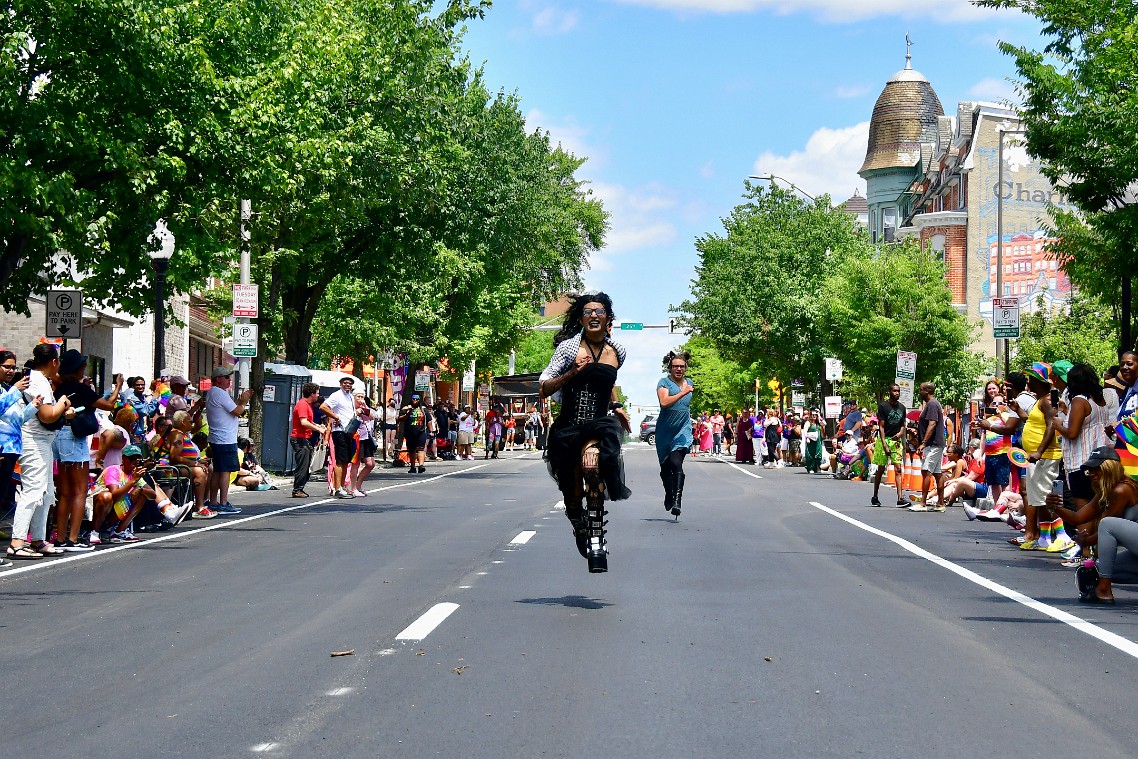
[435,435,457,461]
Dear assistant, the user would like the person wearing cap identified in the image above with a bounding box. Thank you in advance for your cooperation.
[205,364,252,514]
[318,375,359,497]
[400,393,431,472]
[1045,446,1138,600]
[51,350,122,552]
[89,445,172,543]
[164,375,191,419]
[911,381,946,512]
[457,404,477,460]
[1018,362,1070,552]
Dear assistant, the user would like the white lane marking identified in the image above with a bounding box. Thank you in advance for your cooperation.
[510,530,537,545]
[251,742,279,752]
[809,501,1138,661]
[326,687,354,697]
[727,462,763,479]
[554,500,565,510]
[378,648,397,656]
[395,602,460,641]
[0,464,490,582]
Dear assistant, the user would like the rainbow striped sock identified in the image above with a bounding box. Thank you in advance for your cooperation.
[1051,517,1072,543]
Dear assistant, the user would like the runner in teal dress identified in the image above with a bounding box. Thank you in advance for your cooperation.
[656,350,694,517]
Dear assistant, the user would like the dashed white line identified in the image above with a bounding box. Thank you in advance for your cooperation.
[510,530,537,545]
[809,500,1138,661]
[726,461,763,479]
[395,602,460,641]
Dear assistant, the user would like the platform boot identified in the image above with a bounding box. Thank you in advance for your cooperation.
[661,470,675,512]
[583,472,609,573]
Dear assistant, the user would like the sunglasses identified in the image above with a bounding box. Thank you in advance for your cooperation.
[0,363,16,370]
[582,308,607,317]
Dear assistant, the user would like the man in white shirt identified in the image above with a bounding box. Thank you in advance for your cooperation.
[457,404,477,460]
[320,376,358,498]
[205,365,252,515]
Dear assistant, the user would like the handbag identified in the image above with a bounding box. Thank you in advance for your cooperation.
[70,409,100,438]
[343,416,361,437]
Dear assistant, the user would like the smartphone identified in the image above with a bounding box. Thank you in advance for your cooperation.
[1051,478,1065,496]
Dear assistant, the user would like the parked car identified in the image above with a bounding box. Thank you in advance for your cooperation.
[639,414,657,445]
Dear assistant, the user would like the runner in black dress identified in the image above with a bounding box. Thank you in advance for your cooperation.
[539,292,632,572]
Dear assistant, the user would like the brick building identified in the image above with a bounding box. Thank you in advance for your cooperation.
[857,52,1074,348]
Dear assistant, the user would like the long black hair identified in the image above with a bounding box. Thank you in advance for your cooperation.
[1066,363,1105,405]
[552,291,615,346]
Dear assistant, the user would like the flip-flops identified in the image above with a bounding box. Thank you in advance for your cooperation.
[6,545,43,560]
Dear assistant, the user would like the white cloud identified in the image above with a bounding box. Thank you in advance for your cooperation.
[968,76,1019,105]
[519,1,581,35]
[611,0,1014,23]
[525,108,609,171]
[833,84,872,99]
[752,121,869,203]
[587,181,681,269]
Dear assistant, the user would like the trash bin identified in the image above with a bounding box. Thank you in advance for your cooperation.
[262,362,313,474]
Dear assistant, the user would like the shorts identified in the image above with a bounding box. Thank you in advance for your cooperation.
[331,432,356,464]
[1067,468,1095,501]
[983,454,1011,486]
[973,483,990,499]
[384,423,397,431]
[778,437,788,451]
[53,426,91,464]
[921,445,945,474]
[357,438,377,460]
[524,427,536,441]
[1024,457,1061,506]
[457,431,474,446]
[211,443,240,473]
[405,428,428,451]
[872,438,902,467]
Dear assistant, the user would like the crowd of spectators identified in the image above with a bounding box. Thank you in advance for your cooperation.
[1,344,266,564]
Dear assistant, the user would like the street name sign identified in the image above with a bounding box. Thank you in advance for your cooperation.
[619,322,643,331]
[233,324,259,357]
[46,289,83,339]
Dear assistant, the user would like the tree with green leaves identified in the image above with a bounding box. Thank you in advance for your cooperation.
[1012,292,1118,372]
[679,183,866,391]
[681,336,759,415]
[818,240,974,402]
[979,0,1138,352]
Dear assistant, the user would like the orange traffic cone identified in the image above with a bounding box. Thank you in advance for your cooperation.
[885,464,897,486]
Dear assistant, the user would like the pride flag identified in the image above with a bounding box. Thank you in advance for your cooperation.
[1115,413,1138,481]
[154,380,172,408]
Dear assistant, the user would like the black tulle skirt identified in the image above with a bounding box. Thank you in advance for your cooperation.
[544,415,631,501]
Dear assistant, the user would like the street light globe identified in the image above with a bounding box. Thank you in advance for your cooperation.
[148,219,175,261]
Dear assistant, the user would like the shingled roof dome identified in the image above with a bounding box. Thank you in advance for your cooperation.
[859,60,944,175]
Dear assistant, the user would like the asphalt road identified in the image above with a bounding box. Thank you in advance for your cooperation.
[4,445,1138,757]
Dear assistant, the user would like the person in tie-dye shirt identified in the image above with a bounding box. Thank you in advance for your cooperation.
[973,396,1018,502]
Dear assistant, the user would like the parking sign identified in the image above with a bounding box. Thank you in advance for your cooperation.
[992,297,1020,338]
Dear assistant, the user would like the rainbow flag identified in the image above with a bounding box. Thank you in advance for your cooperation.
[154,380,172,408]
[1115,413,1138,480]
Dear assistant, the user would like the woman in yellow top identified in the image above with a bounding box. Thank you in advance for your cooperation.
[1020,363,1070,552]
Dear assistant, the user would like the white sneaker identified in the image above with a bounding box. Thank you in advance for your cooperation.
[336,488,354,499]
[87,531,101,545]
[775,461,785,468]
[962,502,980,521]
[353,489,367,497]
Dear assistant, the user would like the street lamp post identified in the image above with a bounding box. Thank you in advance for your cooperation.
[748,174,816,202]
[996,123,1026,379]
[148,221,175,379]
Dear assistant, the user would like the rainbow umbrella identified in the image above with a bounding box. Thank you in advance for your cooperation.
[1115,413,1138,481]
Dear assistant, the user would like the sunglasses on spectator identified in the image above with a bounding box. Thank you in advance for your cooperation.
[582,308,607,317]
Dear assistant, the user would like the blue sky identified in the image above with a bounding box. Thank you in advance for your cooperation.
[459,0,1043,415]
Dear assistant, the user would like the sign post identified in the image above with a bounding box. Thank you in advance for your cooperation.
[233,324,259,358]
[992,297,1021,338]
[895,350,918,408]
[46,289,83,340]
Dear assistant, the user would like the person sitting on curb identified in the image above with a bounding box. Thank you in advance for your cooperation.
[90,445,174,543]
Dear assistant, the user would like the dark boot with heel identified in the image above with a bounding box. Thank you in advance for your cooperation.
[661,471,675,512]
[670,471,685,519]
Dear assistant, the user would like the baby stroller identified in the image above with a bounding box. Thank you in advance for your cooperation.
[435,434,457,461]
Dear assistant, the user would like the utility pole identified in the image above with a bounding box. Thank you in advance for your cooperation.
[238,199,252,394]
